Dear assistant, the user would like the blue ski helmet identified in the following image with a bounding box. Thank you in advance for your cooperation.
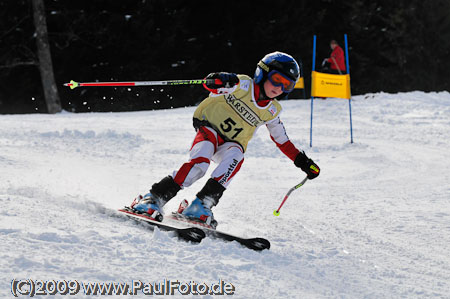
[254,51,300,94]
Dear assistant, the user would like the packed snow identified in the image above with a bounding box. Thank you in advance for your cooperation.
[1,91,450,298]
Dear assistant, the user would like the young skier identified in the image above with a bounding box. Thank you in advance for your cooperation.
[130,51,320,227]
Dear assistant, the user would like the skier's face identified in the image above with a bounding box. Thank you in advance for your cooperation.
[263,79,283,99]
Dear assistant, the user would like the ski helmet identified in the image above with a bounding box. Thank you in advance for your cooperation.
[254,51,300,96]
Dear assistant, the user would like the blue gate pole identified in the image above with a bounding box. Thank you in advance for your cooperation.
[344,34,353,144]
[310,35,317,147]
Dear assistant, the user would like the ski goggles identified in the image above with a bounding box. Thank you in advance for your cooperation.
[267,70,296,93]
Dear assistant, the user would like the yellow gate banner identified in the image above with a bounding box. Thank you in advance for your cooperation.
[311,71,351,99]
[294,77,304,89]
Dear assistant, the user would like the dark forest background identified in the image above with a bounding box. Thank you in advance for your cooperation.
[1,0,450,114]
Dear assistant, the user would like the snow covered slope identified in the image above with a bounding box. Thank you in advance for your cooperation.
[1,91,450,298]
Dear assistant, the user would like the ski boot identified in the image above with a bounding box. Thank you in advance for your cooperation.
[130,175,181,222]
[182,197,218,228]
[131,193,164,222]
[181,178,225,229]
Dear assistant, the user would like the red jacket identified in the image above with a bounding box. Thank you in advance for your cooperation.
[327,45,346,72]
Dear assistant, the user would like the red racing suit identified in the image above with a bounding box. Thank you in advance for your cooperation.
[327,45,346,72]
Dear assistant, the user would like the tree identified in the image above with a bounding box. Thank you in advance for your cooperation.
[31,0,61,113]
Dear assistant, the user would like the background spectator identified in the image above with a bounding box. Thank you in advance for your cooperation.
[322,40,346,74]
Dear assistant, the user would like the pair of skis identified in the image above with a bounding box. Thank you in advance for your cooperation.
[118,177,308,252]
[118,207,270,251]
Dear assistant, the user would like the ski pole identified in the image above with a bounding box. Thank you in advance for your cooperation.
[64,78,223,90]
[273,176,308,216]
[331,57,343,75]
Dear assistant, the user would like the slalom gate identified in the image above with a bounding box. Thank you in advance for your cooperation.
[309,34,353,146]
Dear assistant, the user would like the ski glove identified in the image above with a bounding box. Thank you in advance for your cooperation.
[204,72,239,90]
[294,151,320,179]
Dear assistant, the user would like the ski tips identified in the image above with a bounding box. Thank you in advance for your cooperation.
[64,80,79,89]
[273,210,280,216]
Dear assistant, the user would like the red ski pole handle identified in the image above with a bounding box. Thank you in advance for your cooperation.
[203,78,222,85]
[203,78,226,93]
[204,78,239,89]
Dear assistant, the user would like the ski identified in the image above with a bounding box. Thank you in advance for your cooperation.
[118,207,205,243]
[167,213,271,251]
